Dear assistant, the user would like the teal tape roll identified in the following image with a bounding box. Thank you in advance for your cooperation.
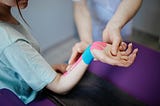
[82,45,94,64]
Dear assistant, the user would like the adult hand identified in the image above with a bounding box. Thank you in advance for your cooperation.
[103,22,123,56]
[67,41,89,70]
[68,41,89,65]
[52,64,68,74]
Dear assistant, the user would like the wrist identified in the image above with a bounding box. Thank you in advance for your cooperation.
[81,40,92,45]
[82,45,94,64]
[107,19,123,30]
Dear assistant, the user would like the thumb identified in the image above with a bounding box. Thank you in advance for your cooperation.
[111,39,121,56]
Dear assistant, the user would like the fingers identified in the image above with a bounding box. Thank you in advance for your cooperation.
[128,48,138,64]
[119,42,127,51]
[68,42,88,64]
[119,48,138,67]
[120,55,129,60]
[68,50,80,65]
[111,37,121,56]
[92,49,119,65]
[66,64,73,71]
[121,43,133,56]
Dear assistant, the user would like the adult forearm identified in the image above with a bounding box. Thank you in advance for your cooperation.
[108,0,142,29]
[74,1,92,43]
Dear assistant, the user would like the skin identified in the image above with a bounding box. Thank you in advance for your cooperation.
[0,0,28,24]
[91,42,138,67]
[0,0,138,95]
[0,0,86,94]
[69,0,142,65]
[103,0,143,55]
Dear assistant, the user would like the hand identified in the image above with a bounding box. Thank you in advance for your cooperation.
[52,64,68,74]
[103,22,122,56]
[68,41,89,65]
[91,42,138,67]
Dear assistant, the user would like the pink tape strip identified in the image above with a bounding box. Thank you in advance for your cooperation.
[63,41,107,76]
[90,41,107,50]
[63,56,82,76]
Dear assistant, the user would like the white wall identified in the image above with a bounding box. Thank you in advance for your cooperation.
[12,0,75,52]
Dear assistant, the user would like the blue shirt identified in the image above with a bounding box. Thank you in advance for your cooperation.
[0,22,57,104]
[73,0,132,41]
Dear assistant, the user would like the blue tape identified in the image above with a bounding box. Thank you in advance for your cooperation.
[82,45,94,64]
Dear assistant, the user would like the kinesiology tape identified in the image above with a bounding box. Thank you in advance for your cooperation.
[82,45,94,64]
[64,41,107,75]
[82,41,107,64]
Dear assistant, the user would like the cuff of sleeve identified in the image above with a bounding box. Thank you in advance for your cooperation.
[34,70,57,91]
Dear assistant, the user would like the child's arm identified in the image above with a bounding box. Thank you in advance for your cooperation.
[47,45,93,94]
[46,41,138,94]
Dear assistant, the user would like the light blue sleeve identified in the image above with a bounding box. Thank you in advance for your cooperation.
[3,40,57,91]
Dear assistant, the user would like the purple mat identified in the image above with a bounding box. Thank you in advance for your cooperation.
[0,89,25,106]
[0,88,56,106]
[0,42,159,106]
[88,43,160,106]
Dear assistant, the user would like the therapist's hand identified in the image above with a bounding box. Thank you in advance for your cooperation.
[103,22,122,56]
[68,41,89,65]
[67,41,89,70]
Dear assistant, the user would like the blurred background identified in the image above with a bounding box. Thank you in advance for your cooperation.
[12,0,160,65]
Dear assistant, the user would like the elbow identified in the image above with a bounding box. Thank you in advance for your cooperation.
[52,86,71,95]
[51,88,70,95]
[46,83,72,95]
[57,91,69,95]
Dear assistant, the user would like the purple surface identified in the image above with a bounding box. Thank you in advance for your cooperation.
[0,89,56,106]
[0,43,159,106]
[88,43,160,106]
[0,89,25,106]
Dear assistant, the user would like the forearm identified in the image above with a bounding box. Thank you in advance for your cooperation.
[47,45,93,94]
[47,60,88,94]
[108,0,142,29]
[74,0,92,44]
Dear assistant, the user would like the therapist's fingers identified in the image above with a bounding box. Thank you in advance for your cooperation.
[111,37,121,56]
[68,42,88,65]
[68,50,81,65]
[67,51,81,71]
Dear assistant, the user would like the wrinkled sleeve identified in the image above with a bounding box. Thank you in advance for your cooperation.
[3,41,57,91]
